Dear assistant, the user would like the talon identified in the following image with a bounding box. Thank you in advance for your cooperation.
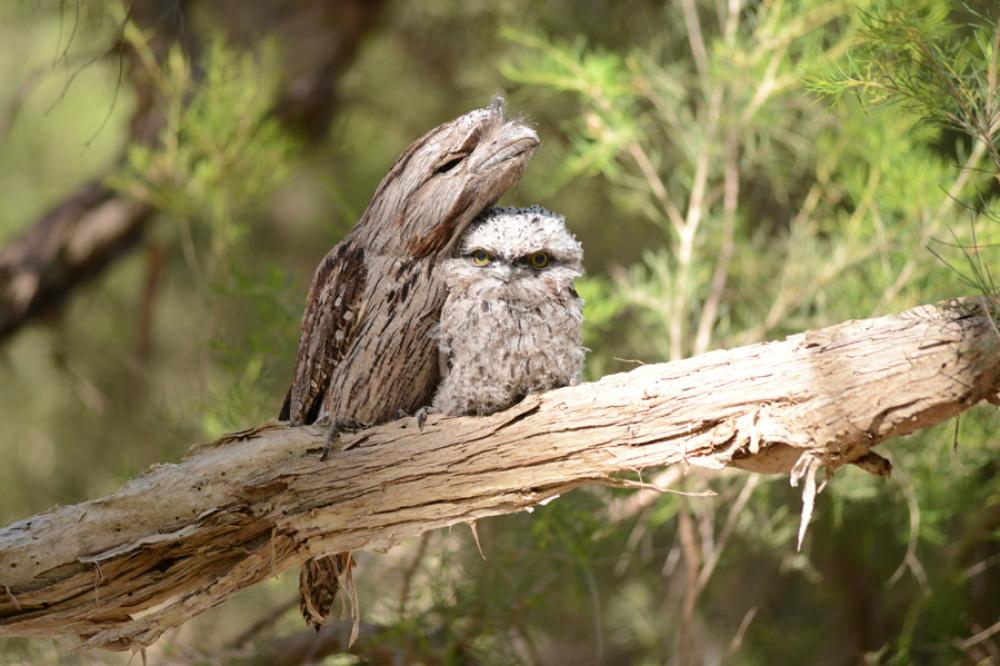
[321,425,340,461]
[415,407,430,430]
[394,409,408,420]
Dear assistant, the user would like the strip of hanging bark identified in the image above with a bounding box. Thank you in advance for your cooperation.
[0,298,997,651]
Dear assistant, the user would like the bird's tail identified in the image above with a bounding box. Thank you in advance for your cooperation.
[299,551,359,644]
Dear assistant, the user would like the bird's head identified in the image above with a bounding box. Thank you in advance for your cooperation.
[444,205,583,301]
[357,97,540,257]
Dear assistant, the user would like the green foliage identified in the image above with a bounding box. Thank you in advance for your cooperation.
[809,0,1000,300]
[807,1,999,145]
[576,274,626,378]
[109,33,297,264]
[104,31,304,439]
[501,28,640,189]
[0,3,127,239]
[202,262,302,437]
[497,2,1000,663]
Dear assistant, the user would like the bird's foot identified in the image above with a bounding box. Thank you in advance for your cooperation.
[320,424,340,461]
[320,420,364,460]
[415,406,433,430]
[391,407,434,430]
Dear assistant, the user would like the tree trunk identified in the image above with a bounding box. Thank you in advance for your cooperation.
[0,297,997,651]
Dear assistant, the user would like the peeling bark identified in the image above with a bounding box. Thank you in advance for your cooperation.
[0,298,998,651]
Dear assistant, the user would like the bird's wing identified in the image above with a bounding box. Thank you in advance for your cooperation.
[434,319,453,379]
[280,240,368,425]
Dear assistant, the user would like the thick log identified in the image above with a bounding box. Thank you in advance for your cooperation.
[0,298,997,651]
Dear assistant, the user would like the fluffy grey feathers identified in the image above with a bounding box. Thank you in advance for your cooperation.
[431,205,586,416]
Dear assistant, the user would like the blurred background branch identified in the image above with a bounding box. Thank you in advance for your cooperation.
[0,0,383,342]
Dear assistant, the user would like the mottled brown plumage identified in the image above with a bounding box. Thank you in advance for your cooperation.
[280,99,539,632]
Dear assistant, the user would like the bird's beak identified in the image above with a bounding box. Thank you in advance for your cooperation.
[473,124,540,173]
[511,265,534,281]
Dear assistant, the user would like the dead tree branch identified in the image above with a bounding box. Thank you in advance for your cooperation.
[1,298,998,651]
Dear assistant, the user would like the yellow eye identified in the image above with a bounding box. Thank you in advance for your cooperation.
[471,249,492,266]
[529,252,550,269]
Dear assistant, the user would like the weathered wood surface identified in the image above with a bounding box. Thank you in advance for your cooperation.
[0,298,997,651]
